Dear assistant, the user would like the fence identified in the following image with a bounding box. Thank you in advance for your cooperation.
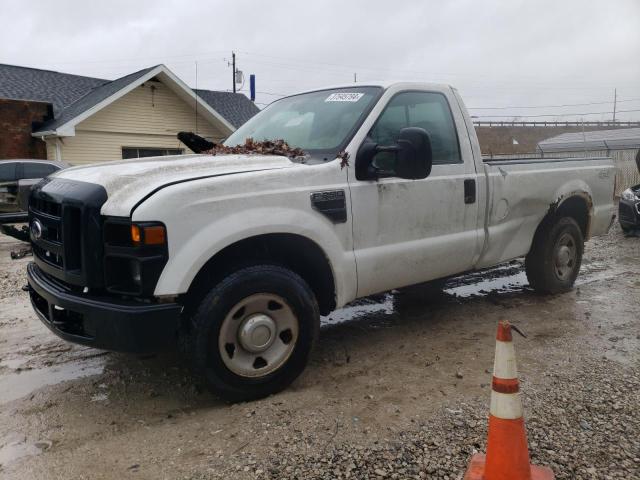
[482,148,640,196]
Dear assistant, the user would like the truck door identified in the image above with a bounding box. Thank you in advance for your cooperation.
[349,89,480,297]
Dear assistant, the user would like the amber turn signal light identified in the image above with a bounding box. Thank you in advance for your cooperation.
[130,224,166,246]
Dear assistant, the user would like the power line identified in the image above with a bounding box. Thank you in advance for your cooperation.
[19,50,230,66]
[255,90,288,97]
[238,50,640,88]
[472,108,640,118]
[468,97,640,110]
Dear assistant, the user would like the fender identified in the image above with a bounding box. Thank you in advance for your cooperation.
[156,208,355,306]
[549,179,594,238]
[133,196,357,307]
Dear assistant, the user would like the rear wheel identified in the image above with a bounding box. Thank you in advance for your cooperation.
[525,217,584,294]
[188,264,319,402]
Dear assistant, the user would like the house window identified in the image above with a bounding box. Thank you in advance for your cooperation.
[122,147,184,159]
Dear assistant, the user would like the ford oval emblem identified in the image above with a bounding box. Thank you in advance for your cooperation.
[30,219,43,241]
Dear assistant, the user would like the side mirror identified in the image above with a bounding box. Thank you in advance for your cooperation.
[393,127,433,179]
[355,127,433,181]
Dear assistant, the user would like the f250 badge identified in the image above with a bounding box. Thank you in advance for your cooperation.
[310,190,347,223]
[598,169,611,179]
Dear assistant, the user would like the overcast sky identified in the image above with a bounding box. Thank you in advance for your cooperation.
[2,0,639,121]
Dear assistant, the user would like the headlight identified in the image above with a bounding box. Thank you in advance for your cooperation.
[103,218,169,296]
[621,189,638,201]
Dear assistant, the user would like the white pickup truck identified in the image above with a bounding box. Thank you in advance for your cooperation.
[26,82,615,401]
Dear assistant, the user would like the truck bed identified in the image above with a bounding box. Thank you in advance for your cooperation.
[476,156,615,269]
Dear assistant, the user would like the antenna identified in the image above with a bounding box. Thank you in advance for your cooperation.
[612,88,617,123]
[581,117,587,156]
[195,61,198,135]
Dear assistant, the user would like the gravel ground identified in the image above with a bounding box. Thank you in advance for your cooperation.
[187,356,639,480]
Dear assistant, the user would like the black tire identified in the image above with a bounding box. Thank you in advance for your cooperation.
[620,223,631,233]
[525,217,584,294]
[188,264,319,402]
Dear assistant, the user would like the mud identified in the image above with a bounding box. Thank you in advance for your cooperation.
[0,226,638,479]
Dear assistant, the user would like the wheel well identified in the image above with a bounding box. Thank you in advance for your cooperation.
[552,195,590,239]
[186,234,337,315]
[531,195,591,248]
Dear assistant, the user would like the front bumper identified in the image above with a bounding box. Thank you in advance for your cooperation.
[27,262,182,353]
[618,198,640,229]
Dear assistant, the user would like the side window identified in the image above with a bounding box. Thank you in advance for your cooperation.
[369,91,462,165]
[0,163,17,183]
[22,163,57,179]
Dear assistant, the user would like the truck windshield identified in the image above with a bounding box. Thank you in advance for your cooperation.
[224,87,382,161]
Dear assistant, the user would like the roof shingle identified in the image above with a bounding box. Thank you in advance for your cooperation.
[195,89,259,128]
[36,66,158,133]
[0,63,106,116]
[0,63,259,132]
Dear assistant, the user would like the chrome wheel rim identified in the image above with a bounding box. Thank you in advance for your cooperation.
[554,233,577,281]
[218,294,298,378]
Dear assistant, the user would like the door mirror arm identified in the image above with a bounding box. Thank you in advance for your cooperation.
[355,140,380,180]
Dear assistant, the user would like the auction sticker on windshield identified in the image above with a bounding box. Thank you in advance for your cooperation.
[325,92,364,102]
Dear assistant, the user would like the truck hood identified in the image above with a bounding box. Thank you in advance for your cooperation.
[53,154,296,216]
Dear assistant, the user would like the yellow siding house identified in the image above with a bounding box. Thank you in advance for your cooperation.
[23,65,258,165]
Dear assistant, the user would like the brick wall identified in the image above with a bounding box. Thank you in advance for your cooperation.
[0,99,52,159]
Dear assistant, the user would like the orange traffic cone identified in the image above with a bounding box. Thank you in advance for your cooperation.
[463,320,554,480]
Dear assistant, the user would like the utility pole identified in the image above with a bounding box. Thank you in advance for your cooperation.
[354,72,357,83]
[232,51,236,93]
[612,88,617,123]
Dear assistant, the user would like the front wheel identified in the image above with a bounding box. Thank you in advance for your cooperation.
[525,217,584,294]
[189,264,319,402]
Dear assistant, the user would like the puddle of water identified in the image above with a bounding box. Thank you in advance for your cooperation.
[319,257,616,328]
[321,294,394,327]
[0,439,41,466]
[0,357,105,405]
[445,271,528,298]
[0,358,26,370]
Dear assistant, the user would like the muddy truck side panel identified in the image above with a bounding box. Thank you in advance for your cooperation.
[477,159,615,268]
[26,81,616,401]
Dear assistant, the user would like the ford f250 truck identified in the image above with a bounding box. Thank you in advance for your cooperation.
[26,82,616,401]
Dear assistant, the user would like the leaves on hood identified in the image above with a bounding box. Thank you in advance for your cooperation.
[203,138,306,159]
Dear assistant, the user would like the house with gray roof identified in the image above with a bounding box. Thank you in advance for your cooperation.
[0,63,259,163]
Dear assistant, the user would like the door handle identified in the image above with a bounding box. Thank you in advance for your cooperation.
[464,179,476,204]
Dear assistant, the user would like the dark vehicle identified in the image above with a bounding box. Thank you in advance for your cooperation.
[0,160,67,224]
[619,184,640,232]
